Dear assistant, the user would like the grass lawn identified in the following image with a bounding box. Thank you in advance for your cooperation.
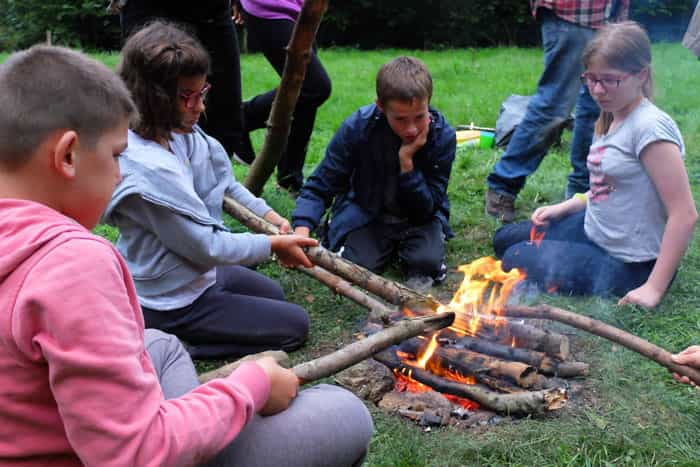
[8,43,699,464]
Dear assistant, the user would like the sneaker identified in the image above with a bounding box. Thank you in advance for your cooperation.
[230,133,256,166]
[434,263,447,284]
[485,188,516,223]
[405,275,434,293]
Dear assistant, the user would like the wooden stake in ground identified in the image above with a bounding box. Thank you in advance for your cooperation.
[503,304,700,386]
[375,350,567,415]
[293,313,455,383]
[243,0,329,196]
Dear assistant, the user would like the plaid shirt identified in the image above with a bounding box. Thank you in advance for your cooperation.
[531,0,629,29]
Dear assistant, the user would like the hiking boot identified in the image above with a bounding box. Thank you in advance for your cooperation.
[485,188,516,223]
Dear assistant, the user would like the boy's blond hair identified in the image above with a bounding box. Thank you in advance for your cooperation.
[0,46,136,170]
[376,56,433,107]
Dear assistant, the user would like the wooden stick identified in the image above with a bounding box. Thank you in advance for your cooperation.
[199,351,290,383]
[400,338,538,388]
[503,304,700,386]
[454,334,588,377]
[292,313,455,383]
[222,196,396,319]
[223,196,433,307]
[375,350,567,415]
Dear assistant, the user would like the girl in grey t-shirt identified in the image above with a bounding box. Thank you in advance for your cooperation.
[493,21,697,309]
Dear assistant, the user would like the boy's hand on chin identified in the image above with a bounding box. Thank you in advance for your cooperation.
[398,127,429,173]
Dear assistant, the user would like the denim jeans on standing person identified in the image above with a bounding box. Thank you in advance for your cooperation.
[492,210,656,297]
[487,9,599,199]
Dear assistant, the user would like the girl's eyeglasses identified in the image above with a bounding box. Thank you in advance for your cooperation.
[580,73,631,91]
[178,82,212,109]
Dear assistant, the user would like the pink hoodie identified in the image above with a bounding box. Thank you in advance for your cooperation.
[0,199,270,466]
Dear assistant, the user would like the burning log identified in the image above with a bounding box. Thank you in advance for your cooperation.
[451,334,588,377]
[400,338,538,389]
[503,304,700,386]
[223,196,436,309]
[292,313,455,383]
[407,307,570,361]
[375,350,567,415]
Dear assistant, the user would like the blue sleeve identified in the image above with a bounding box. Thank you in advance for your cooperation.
[397,119,456,223]
[292,116,357,230]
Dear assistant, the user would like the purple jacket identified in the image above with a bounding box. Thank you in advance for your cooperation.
[240,0,303,21]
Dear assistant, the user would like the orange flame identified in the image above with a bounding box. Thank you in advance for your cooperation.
[437,257,525,336]
[530,225,545,247]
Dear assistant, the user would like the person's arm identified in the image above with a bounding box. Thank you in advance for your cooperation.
[531,194,588,227]
[671,345,700,386]
[396,117,456,224]
[292,118,356,234]
[16,239,271,466]
[117,195,271,269]
[618,141,698,308]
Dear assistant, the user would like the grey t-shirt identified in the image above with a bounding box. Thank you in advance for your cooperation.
[585,98,685,262]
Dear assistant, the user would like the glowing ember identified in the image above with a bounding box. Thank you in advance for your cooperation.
[393,369,480,410]
[530,225,545,247]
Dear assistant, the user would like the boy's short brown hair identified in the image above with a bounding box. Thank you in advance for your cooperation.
[0,45,136,170]
[376,56,433,107]
[118,21,210,143]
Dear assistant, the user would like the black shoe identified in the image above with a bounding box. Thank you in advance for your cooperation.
[434,263,447,284]
[231,133,255,166]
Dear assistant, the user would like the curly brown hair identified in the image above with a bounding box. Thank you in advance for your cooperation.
[117,21,210,142]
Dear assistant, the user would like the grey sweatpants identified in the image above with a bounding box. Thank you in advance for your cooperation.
[145,329,374,467]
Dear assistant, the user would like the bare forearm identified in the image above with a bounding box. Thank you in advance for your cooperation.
[645,214,697,294]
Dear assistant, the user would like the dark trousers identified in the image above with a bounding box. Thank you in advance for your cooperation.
[142,265,309,360]
[120,0,246,156]
[242,12,332,189]
[493,210,656,297]
[341,218,445,279]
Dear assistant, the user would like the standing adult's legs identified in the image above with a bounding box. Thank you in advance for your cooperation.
[242,13,332,189]
[567,84,599,197]
[486,10,595,217]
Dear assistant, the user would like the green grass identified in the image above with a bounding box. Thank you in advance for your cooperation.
[10,44,700,465]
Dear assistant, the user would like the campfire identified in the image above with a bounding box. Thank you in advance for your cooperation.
[348,255,584,427]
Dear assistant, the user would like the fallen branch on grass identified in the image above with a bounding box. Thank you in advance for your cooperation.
[503,304,700,386]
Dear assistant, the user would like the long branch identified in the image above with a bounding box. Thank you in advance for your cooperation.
[503,304,700,386]
[223,196,432,307]
[292,313,455,383]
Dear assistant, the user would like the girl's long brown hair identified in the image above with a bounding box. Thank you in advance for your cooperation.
[583,21,653,136]
[117,21,210,143]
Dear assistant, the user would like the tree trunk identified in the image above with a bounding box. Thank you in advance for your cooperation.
[374,350,567,415]
[503,304,700,386]
[243,0,329,195]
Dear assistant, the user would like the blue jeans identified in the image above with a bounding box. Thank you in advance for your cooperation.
[492,211,656,297]
[487,10,599,199]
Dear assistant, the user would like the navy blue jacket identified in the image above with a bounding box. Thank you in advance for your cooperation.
[292,103,456,251]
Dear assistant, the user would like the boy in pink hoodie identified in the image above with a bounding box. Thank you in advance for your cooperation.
[0,46,372,466]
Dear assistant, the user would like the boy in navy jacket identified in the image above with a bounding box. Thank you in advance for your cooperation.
[292,56,456,290]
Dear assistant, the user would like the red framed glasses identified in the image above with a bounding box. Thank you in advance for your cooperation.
[580,72,631,91]
[178,82,212,109]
